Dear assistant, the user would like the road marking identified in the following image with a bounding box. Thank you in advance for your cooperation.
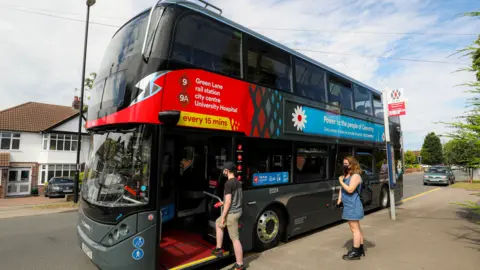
[398,187,441,203]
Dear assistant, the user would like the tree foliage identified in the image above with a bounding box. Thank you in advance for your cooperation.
[74,72,97,112]
[444,139,480,166]
[404,150,417,165]
[441,11,480,181]
[420,132,444,165]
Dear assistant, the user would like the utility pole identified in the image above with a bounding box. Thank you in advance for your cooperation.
[74,0,96,203]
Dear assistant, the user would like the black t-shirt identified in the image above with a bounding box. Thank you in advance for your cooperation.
[224,178,242,214]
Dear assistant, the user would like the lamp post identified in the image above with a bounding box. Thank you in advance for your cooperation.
[74,0,96,203]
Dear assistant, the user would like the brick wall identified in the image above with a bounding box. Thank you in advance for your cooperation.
[0,168,7,198]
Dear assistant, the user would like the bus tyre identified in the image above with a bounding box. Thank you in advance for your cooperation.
[380,187,390,209]
[253,207,285,252]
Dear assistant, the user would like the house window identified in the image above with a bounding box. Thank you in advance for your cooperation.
[41,164,77,184]
[0,132,21,150]
[43,134,79,151]
[42,134,48,150]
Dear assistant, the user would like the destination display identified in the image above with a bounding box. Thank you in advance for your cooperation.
[162,70,254,133]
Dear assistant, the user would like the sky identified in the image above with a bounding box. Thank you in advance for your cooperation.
[0,0,479,150]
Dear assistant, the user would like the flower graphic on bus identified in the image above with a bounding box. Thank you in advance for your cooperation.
[292,105,307,131]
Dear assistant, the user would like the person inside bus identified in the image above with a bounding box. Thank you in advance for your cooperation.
[211,161,245,270]
[337,156,365,260]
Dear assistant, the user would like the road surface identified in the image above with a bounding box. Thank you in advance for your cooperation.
[0,172,467,270]
[402,169,467,199]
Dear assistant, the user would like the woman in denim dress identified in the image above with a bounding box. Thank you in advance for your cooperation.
[337,156,365,260]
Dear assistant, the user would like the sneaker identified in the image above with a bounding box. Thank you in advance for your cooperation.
[229,263,246,270]
[211,247,223,257]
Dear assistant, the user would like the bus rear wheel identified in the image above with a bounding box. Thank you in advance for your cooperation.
[253,207,285,252]
[379,187,390,209]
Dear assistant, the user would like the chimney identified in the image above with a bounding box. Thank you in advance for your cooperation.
[72,96,80,110]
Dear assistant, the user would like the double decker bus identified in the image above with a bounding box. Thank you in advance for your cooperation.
[77,1,404,269]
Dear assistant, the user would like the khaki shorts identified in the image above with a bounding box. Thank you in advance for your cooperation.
[216,211,242,241]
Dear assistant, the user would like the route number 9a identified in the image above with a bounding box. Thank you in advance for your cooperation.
[179,94,189,103]
[269,188,279,194]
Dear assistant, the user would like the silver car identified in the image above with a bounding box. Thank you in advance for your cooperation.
[423,166,456,186]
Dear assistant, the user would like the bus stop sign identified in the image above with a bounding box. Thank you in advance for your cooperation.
[387,88,407,117]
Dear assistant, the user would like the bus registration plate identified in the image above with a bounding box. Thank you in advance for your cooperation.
[82,243,93,260]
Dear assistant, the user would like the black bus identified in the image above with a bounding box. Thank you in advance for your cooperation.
[78,1,404,269]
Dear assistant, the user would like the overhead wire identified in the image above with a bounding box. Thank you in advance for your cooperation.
[0,4,122,28]
[250,26,478,36]
[0,3,470,66]
[0,3,129,20]
[292,49,467,65]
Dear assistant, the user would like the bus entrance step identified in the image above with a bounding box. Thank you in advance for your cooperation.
[159,230,228,269]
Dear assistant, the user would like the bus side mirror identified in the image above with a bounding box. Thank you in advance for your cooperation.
[158,111,180,125]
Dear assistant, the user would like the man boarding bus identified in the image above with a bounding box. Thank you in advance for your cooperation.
[212,161,245,270]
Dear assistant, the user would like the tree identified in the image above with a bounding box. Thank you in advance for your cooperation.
[75,72,97,110]
[441,11,480,182]
[420,132,444,165]
[444,139,480,166]
[404,150,417,165]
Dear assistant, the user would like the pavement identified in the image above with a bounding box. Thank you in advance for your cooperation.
[0,172,477,270]
[0,196,65,208]
[0,196,78,219]
[222,184,480,269]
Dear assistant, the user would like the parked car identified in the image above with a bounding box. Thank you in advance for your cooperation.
[423,166,455,186]
[44,177,75,198]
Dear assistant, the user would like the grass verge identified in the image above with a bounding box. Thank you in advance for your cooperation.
[450,181,480,191]
[32,202,79,209]
[450,181,480,224]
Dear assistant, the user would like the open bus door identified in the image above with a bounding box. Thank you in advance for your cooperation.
[157,132,233,269]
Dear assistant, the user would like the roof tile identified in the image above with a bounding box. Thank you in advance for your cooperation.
[0,102,78,132]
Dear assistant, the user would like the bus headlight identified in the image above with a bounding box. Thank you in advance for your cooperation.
[103,223,132,246]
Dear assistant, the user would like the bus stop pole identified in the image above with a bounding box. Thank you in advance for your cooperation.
[382,89,396,220]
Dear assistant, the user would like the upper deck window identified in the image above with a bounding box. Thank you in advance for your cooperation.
[328,75,353,111]
[295,58,327,102]
[98,12,149,74]
[171,15,242,77]
[246,37,291,91]
[354,85,373,115]
[373,94,383,118]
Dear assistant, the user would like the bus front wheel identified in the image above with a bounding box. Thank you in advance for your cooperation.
[253,207,285,252]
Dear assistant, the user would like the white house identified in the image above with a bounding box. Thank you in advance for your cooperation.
[0,101,90,198]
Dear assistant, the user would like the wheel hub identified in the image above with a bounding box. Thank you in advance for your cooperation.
[256,210,279,244]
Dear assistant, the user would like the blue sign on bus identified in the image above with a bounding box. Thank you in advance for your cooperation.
[252,172,289,187]
[132,249,144,260]
[132,236,144,249]
[160,203,175,223]
[287,102,384,143]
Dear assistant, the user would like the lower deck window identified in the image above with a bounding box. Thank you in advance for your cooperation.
[295,147,328,183]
